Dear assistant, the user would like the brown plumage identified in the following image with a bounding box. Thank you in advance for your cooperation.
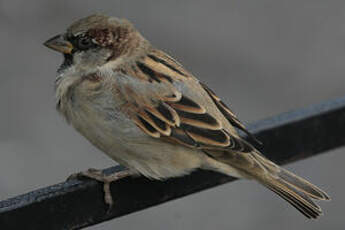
[44,14,330,218]
[114,49,330,218]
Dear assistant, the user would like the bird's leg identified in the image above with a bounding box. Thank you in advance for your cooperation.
[68,168,132,212]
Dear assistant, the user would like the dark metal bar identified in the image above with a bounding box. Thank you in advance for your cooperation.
[1,96,345,230]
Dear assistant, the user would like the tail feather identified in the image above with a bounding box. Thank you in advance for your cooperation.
[278,169,330,200]
[245,152,330,219]
[264,181,321,219]
[261,175,323,219]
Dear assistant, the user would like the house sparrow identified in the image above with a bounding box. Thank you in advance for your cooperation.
[44,14,329,218]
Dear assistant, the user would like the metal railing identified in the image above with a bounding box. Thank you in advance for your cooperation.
[1,96,345,229]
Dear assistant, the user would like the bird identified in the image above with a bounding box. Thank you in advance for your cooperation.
[44,14,330,218]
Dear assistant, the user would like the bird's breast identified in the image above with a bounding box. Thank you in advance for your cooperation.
[55,73,138,148]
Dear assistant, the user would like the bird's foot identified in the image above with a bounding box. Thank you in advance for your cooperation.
[67,168,131,213]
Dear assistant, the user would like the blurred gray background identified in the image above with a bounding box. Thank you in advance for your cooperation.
[1,0,344,229]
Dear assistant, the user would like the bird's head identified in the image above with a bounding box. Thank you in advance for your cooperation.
[44,14,148,73]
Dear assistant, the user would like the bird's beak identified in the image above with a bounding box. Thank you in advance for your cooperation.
[44,34,73,54]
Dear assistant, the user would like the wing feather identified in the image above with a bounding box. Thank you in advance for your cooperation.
[113,49,329,218]
[200,82,262,145]
[116,51,254,153]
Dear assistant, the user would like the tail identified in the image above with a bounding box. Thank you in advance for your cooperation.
[261,168,330,218]
[240,152,330,219]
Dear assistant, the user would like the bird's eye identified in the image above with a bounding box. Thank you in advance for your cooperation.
[76,36,94,50]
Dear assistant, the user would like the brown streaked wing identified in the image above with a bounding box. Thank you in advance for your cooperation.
[147,49,191,78]
[200,82,262,145]
[170,96,206,114]
[176,110,221,130]
[133,115,161,138]
[129,92,233,148]
[119,52,256,154]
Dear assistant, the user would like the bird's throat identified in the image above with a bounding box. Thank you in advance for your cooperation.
[58,54,74,73]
